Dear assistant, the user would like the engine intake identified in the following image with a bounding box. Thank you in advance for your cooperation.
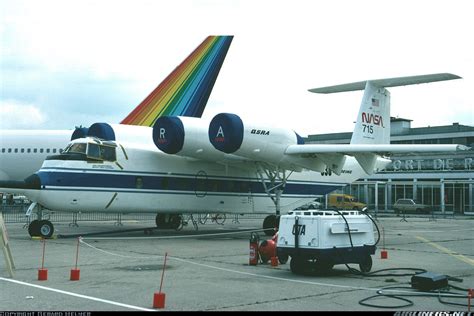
[87,122,116,141]
[153,116,228,161]
[208,113,305,169]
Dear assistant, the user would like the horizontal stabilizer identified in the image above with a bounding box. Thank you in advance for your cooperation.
[309,73,461,94]
[285,144,468,175]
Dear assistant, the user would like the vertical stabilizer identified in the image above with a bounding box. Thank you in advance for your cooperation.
[350,81,391,145]
[121,35,233,126]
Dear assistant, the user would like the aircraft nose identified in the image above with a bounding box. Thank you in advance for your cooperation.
[24,173,42,190]
[0,173,41,191]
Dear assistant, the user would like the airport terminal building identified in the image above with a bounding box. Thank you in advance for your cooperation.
[306,118,474,215]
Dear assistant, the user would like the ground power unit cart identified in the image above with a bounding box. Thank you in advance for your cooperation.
[276,210,378,275]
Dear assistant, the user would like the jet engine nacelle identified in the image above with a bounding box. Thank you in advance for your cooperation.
[153,116,229,161]
[75,122,154,146]
[208,113,305,170]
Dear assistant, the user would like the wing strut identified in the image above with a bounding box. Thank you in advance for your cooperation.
[255,163,294,217]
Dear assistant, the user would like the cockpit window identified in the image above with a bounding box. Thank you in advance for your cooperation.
[63,141,117,162]
[87,143,101,159]
[68,143,87,154]
[87,143,116,162]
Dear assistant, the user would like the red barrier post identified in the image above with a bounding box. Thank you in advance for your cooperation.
[38,238,48,281]
[381,226,388,259]
[468,288,472,312]
[70,237,81,281]
[153,252,168,309]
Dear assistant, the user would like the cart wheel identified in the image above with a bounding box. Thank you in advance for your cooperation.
[278,254,289,264]
[359,255,373,273]
[314,259,334,273]
[290,256,305,274]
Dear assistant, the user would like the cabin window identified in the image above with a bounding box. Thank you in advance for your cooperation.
[27,149,31,153]
[52,148,57,153]
[136,177,143,189]
[1,149,5,153]
[14,148,18,153]
[46,149,50,153]
[21,148,25,153]
[8,148,12,153]
[33,149,37,153]
[40,149,44,153]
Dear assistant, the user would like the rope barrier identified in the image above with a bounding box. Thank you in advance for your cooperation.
[81,228,268,241]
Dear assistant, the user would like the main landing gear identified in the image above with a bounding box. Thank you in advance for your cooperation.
[26,203,55,238]
[28,219,54,238]
[256,163,291,236]
[155,214,184,231]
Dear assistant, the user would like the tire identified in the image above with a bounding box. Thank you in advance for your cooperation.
[155,214,166,228]
[359,255,373,273]
[156,214,182,230]
[38,220,54,238]
[28,220,40,237]
[278,253,289,264]
[262,215,277,236]
[290,256,305,274]
[170,215,183,231]
[314,259,334,273]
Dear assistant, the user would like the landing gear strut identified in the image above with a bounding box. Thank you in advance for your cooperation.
[256,163,292,236]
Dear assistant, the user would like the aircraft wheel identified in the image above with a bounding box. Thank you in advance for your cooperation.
[38,220,54,238]
[262,215,278,236]
[170,215,183,231]
[155,214,166,228]
[28,220,40,237]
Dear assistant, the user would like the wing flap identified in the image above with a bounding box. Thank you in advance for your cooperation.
[285,144,468,155]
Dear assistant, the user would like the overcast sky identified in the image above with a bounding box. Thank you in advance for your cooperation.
[1,0,473,136]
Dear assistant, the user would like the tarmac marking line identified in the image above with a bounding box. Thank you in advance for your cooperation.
[416,236,474,266]
[0,277,156,312]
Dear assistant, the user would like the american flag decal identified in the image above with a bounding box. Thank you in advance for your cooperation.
[371,98,379,107]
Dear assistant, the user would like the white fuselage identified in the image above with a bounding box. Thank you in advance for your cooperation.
[27,138,388,215]
[0,130,73,181]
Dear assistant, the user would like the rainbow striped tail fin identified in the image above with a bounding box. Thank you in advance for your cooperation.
[121,35,233,127]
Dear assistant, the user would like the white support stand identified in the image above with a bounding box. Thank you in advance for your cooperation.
[0,212,15,278]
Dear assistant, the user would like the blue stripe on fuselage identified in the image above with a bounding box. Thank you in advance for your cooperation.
[36,170,343,196]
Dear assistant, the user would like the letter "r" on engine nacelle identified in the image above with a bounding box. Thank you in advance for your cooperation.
[160,128,166,139]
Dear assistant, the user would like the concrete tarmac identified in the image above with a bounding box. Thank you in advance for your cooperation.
[1,214,473,311]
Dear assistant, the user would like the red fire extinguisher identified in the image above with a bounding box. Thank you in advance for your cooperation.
[249,232,259,265]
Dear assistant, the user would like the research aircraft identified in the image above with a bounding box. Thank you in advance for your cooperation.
[0,35,233,182]
[1,73,468,238]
